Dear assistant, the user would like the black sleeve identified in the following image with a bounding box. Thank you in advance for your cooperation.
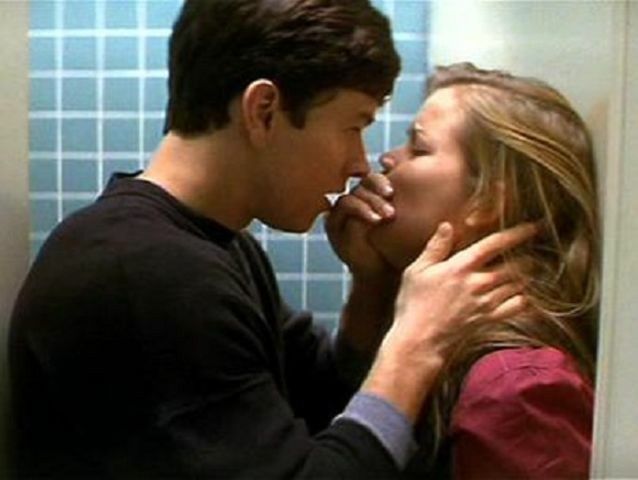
[282,308,357,434]
[121,245,400,479]
[234,233,358,433]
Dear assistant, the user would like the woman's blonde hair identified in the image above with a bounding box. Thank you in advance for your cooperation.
[418,63,601,461]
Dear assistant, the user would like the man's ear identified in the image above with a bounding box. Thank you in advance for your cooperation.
[465,181,506,229]
[241,79,280,147]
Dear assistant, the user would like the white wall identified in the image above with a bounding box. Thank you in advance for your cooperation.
[591,2,638,477]
[429,0,638,476]
[429,0,615,175]
[0,0,30,473]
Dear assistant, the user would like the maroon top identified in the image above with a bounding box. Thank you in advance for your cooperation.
[451,347,593,479]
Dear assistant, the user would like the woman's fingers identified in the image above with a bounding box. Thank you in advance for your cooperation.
[329,193,385,224]
[351,185,395,220]
[327,172,395,225]
[358,171,394,198]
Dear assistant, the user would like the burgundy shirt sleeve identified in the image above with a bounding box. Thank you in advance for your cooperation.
[450,347,594,480]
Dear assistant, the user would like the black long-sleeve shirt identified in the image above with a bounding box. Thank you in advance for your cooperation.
[9,173,399,478]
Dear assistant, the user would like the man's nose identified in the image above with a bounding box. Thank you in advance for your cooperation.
[349,148,370,178]
[378,151,399,172]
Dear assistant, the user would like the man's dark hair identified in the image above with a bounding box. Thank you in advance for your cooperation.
[165,0,400,135]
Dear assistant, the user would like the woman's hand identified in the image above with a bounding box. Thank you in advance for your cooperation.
[325,172,397,280]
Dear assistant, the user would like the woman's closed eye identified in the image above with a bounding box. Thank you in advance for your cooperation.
[406,127,431,157]
[410,145,431,157]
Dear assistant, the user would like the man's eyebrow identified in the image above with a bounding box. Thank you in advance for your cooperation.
[358,113,375,126]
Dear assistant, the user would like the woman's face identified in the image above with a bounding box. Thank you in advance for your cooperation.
[368,87,477,269]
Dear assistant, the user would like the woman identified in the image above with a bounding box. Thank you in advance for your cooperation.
[368,63,599,478]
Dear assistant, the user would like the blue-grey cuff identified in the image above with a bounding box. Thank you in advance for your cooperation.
[333,391,418,469]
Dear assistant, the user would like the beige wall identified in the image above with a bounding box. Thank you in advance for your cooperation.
[429,0,638,476]
[0,0,30,472]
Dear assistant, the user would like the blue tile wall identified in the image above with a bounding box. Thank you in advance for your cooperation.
[105,2,138,28]
[144,118,164,151]
[29,119,57,151]
[30,38,56,70]
[62,119,97,152]
[63,38,97,70]
[28,0,431,330]
[30,160,58,193]
[394,1,430,33]
[63,1,96,29]
[31,199,59,233]
[30,78,56,111]
[104,78,139,111]
[62,159,98,192]
[308,241,344,274]
[62,78,97,110]
[269,239,304,274]
[30,1,56,29]
[105,37,139,69]
[145,37,168,70]
[103,119,139,152]
[392,79,427,115]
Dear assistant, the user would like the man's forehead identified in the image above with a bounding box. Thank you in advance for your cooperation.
[302,88,380,126]
[332,90,379,117]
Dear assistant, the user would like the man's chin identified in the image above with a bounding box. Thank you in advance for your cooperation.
[265,213,320,234]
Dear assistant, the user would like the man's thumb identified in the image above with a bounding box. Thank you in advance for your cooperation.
[413,222,454,268]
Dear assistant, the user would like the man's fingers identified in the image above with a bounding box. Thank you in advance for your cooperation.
[480,282,525,312]
[480,293,528,322]
[469,264,519,293]
[409,222,455,268]
[456,222,538,269]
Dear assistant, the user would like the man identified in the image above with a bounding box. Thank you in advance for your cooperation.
[9,1,531,477]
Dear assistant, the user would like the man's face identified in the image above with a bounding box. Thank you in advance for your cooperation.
[255,89,379,232]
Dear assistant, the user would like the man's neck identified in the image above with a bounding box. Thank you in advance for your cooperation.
[138,131,256,232]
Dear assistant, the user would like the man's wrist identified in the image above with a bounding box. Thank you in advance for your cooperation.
[361,342,445,423]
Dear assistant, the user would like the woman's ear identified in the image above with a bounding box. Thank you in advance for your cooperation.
[465,181,506,230]
[241,79,280,147]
